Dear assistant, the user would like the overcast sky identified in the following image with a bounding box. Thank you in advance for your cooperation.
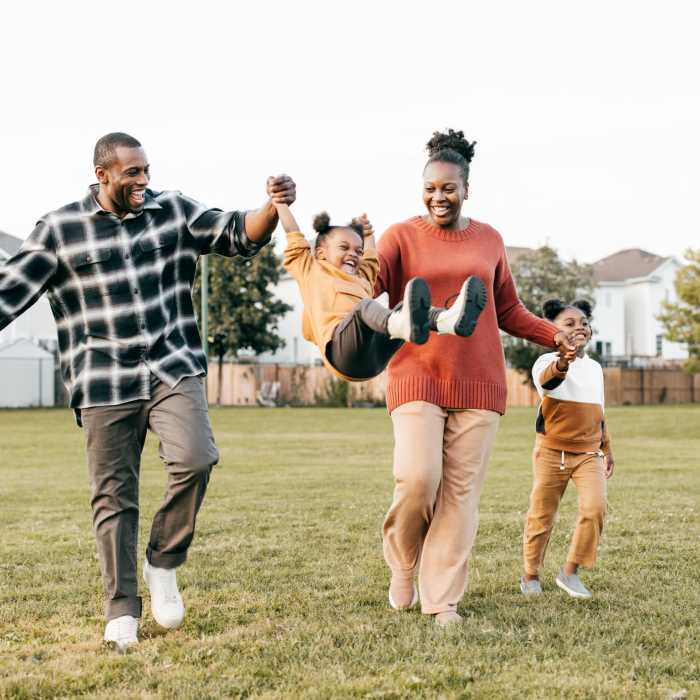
[1,0,698,263]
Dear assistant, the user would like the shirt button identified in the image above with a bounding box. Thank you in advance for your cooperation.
[133,288,139,295]
[140,322,146,330]
[125,253,130,260]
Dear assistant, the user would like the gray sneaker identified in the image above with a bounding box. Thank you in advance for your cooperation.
[519,576,543,596]
[556,569,592,599]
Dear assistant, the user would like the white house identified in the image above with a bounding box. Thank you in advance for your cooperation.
[591,248,687,362]
[0,231,57,348]
[257,272,321,365]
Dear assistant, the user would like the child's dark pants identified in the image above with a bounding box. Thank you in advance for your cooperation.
[326,299,403,380]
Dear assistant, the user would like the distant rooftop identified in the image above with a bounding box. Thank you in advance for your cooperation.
[505,246,533,264]
[593,248,668,283]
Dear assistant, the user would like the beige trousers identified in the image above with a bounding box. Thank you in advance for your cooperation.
[383,401,500,615]
[523,445,607,576]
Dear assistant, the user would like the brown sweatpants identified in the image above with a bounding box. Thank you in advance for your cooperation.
[81,375,218,620]
[523,444,607,576]
[383,401,500,615]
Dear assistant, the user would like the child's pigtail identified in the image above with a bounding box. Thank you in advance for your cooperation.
[572,299,593,319]
[313,211,331,235]
[542,299,565,321]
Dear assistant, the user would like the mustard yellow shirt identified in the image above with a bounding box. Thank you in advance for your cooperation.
[282,231,380,361]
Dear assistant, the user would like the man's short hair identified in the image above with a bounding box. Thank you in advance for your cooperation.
[93,132,142,168]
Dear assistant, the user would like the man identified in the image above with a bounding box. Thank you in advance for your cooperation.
[0,132,295,650]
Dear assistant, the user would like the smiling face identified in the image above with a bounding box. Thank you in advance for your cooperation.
[554,306,592,354]
[422,161,469,230]
[95,146,150,217]
[315,227,364,275]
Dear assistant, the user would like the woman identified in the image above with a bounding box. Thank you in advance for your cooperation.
[375,129,572,626]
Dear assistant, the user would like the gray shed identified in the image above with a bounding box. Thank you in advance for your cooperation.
[0,338,55,407]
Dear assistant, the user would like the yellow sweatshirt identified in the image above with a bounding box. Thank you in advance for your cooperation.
[282,231,380,375]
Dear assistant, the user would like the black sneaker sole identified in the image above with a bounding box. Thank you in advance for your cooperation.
[406,277,431,345]
[453,276,487,337]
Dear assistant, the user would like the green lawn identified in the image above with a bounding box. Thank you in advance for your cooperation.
[1,405,699,699]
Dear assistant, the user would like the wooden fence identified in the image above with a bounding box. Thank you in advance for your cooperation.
[602,367,699,405]
[205,362,698,408]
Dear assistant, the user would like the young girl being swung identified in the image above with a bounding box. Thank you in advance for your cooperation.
[273,195,487,382]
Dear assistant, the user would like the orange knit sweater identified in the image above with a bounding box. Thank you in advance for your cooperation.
[375,216,559,414]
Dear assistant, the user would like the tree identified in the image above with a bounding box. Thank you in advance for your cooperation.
[504,245,595,383]
[657,248,700,373]
[193,247,292,404]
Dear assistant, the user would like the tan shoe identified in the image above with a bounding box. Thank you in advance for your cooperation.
[435,611,463,626]
[388,576,419,610]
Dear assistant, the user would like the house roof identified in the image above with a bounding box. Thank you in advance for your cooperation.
[0,230,22,258]
[593,248,668,283]
[505,246,533,264]
[0,337,54,359]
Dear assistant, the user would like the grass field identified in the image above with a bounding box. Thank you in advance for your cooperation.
[0,404,699,699]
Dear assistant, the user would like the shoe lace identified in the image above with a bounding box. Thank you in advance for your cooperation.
[443,292,459,308]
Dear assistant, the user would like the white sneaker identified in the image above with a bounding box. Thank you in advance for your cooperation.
[436,276,487,336]
[103,615,138,652]
[143,560,185,629]
[387,277,431,344]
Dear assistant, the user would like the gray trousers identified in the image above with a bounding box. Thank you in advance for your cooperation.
[81,375,218,620]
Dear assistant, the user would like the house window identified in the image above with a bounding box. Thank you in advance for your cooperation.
[656,334,663,357]
[595,341,612,358]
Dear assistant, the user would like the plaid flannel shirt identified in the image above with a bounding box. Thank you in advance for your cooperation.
[0,186,269,410]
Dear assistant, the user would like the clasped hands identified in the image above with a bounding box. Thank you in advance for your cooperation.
[266,175,374,239]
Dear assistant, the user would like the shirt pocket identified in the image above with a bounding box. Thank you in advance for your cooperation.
[136,229,179,257]
[69,247,113,277]
[69,248,131,304]
[136,229,181,297]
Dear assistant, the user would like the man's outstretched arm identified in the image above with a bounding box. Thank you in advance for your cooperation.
[0,220,57,332]
[185,175,297,257]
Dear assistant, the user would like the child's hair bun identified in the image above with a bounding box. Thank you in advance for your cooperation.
[312,211,331,234]
[542,298,566,321]
[426,128,476,163]
[572,299,593,318]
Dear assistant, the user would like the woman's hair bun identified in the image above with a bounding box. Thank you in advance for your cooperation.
[572,299,593,318]
[542,298,566,321]
[426,128,476,163]
[312,211,331,234]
